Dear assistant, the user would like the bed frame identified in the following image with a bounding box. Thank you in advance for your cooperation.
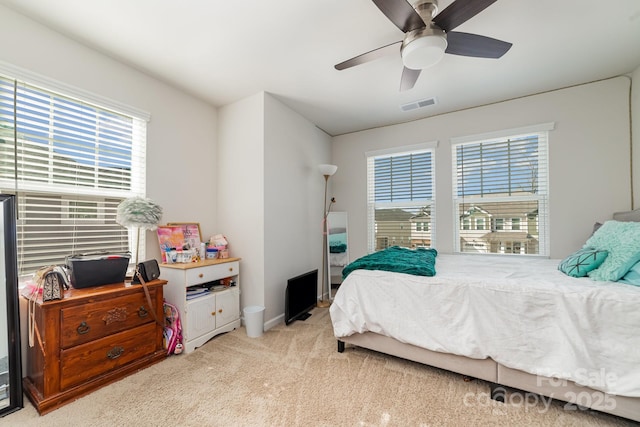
[337,332,640,422]
[336,209,640,422]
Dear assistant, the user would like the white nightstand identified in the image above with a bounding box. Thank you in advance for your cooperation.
[160,258,241,353]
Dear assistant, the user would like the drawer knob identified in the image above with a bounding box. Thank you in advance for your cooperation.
[77,322,90,335]
[107,346,125,360]
[138,306,149,318]
[199,273,204,278]
[229,267,233,272]
[211,312,216,316]
[218,309,223,313]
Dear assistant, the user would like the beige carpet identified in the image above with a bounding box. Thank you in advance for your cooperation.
[2,308,635,427]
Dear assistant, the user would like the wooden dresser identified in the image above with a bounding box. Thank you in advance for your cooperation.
[22,279,167,414]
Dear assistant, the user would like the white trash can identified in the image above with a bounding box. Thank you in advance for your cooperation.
[243,305,265,338]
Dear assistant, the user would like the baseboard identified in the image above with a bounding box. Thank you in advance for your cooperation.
[264,313,284,331]
[240,312,284,332]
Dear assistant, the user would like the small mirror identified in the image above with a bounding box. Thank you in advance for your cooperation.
[327,212,349,289]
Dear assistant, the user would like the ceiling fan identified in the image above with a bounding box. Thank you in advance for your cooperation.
[335,0,512,91]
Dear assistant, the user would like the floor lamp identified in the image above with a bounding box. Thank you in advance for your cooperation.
[317,164,337,308]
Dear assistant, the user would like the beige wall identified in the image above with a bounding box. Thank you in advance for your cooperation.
[632,66,640,208]
[218,92,331,327]
[0,5,219,261]
[217,93,266,312]
[264,93,331,323]
[0,4,220,371]
[0,4,334,330]
[332,77,632,259]
[3,0,638,327]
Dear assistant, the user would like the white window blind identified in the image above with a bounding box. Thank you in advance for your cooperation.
[0,75,147,274]
[452,125,551,256]
[367,145,435,253]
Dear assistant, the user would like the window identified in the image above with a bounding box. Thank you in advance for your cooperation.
[367,143,435,253]
[416,222,429,232]
[0,73,148,275]
[512,242,522,254]
[452,124,552,256]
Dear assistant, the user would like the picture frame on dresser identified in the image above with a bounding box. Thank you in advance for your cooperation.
[156,222,202,255]
[166,222,202,244]
[156,225,185,254]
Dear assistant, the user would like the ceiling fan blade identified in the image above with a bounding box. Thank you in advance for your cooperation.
[335,41,401,70]
[400,67,421,91]
[433,0,497,32]
[445,32,512,58]
[372,0,426,33]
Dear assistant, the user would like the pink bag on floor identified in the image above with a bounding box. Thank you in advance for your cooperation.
[163,300,183,355]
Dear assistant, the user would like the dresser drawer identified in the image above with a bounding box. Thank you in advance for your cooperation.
[60,289,156,348]
[185,261,239,286]
[59,323,157,390]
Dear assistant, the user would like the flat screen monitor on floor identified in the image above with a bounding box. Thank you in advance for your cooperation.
[285,269,317,325]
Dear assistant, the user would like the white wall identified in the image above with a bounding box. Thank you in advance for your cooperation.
[4,0,635,333]
[217,93,266,311]
[1,3,333,332]
[264,93,330,325]
[632,66,640,208]
[0,5,218,260]
[332,77,632,260]
[0,4,220,373]
[217,92,331,327]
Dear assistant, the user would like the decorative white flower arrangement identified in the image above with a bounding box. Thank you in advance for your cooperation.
[116,197,163,267]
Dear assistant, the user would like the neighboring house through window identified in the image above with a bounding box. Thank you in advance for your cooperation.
[511,218,521,230]
[0,69,148,275]
[367,143,436,252]
[452,123,552,255]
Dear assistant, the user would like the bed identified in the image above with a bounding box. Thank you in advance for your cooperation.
[330,213,640,422]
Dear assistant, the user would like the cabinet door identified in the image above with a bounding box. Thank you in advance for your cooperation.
[215,289,239,328]
[186,295,216,340]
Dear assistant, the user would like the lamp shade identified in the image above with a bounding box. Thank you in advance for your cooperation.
[116,197,163,230]
[318,164,338,176]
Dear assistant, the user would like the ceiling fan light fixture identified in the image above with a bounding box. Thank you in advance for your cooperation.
[401,26,447,70]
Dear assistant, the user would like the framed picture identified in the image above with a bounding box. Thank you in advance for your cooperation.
[157,223,202,254]
[167,222,202,246]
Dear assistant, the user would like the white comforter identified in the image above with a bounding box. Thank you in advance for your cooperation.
[330,254,640,397]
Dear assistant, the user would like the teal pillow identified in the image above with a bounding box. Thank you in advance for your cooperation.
[585,220,640,281]
[619,261,640,286]
[558,247,608,277]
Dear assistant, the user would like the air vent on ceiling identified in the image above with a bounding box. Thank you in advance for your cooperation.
[400,97,437,112]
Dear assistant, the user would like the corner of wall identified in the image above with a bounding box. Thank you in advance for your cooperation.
[631,67,640,208]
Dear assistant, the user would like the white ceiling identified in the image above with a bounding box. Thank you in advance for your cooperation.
[2,0,640,136]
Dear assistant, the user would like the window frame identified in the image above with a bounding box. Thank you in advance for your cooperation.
[366,142,437,253]
[0,63,149,275]
[451,123,553,256]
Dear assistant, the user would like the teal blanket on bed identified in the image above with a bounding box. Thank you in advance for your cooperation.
[342,246,438,279]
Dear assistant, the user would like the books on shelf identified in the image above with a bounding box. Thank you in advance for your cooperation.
[186,283,231,300]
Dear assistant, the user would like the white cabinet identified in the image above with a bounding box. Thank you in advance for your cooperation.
[160,258,241,353]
